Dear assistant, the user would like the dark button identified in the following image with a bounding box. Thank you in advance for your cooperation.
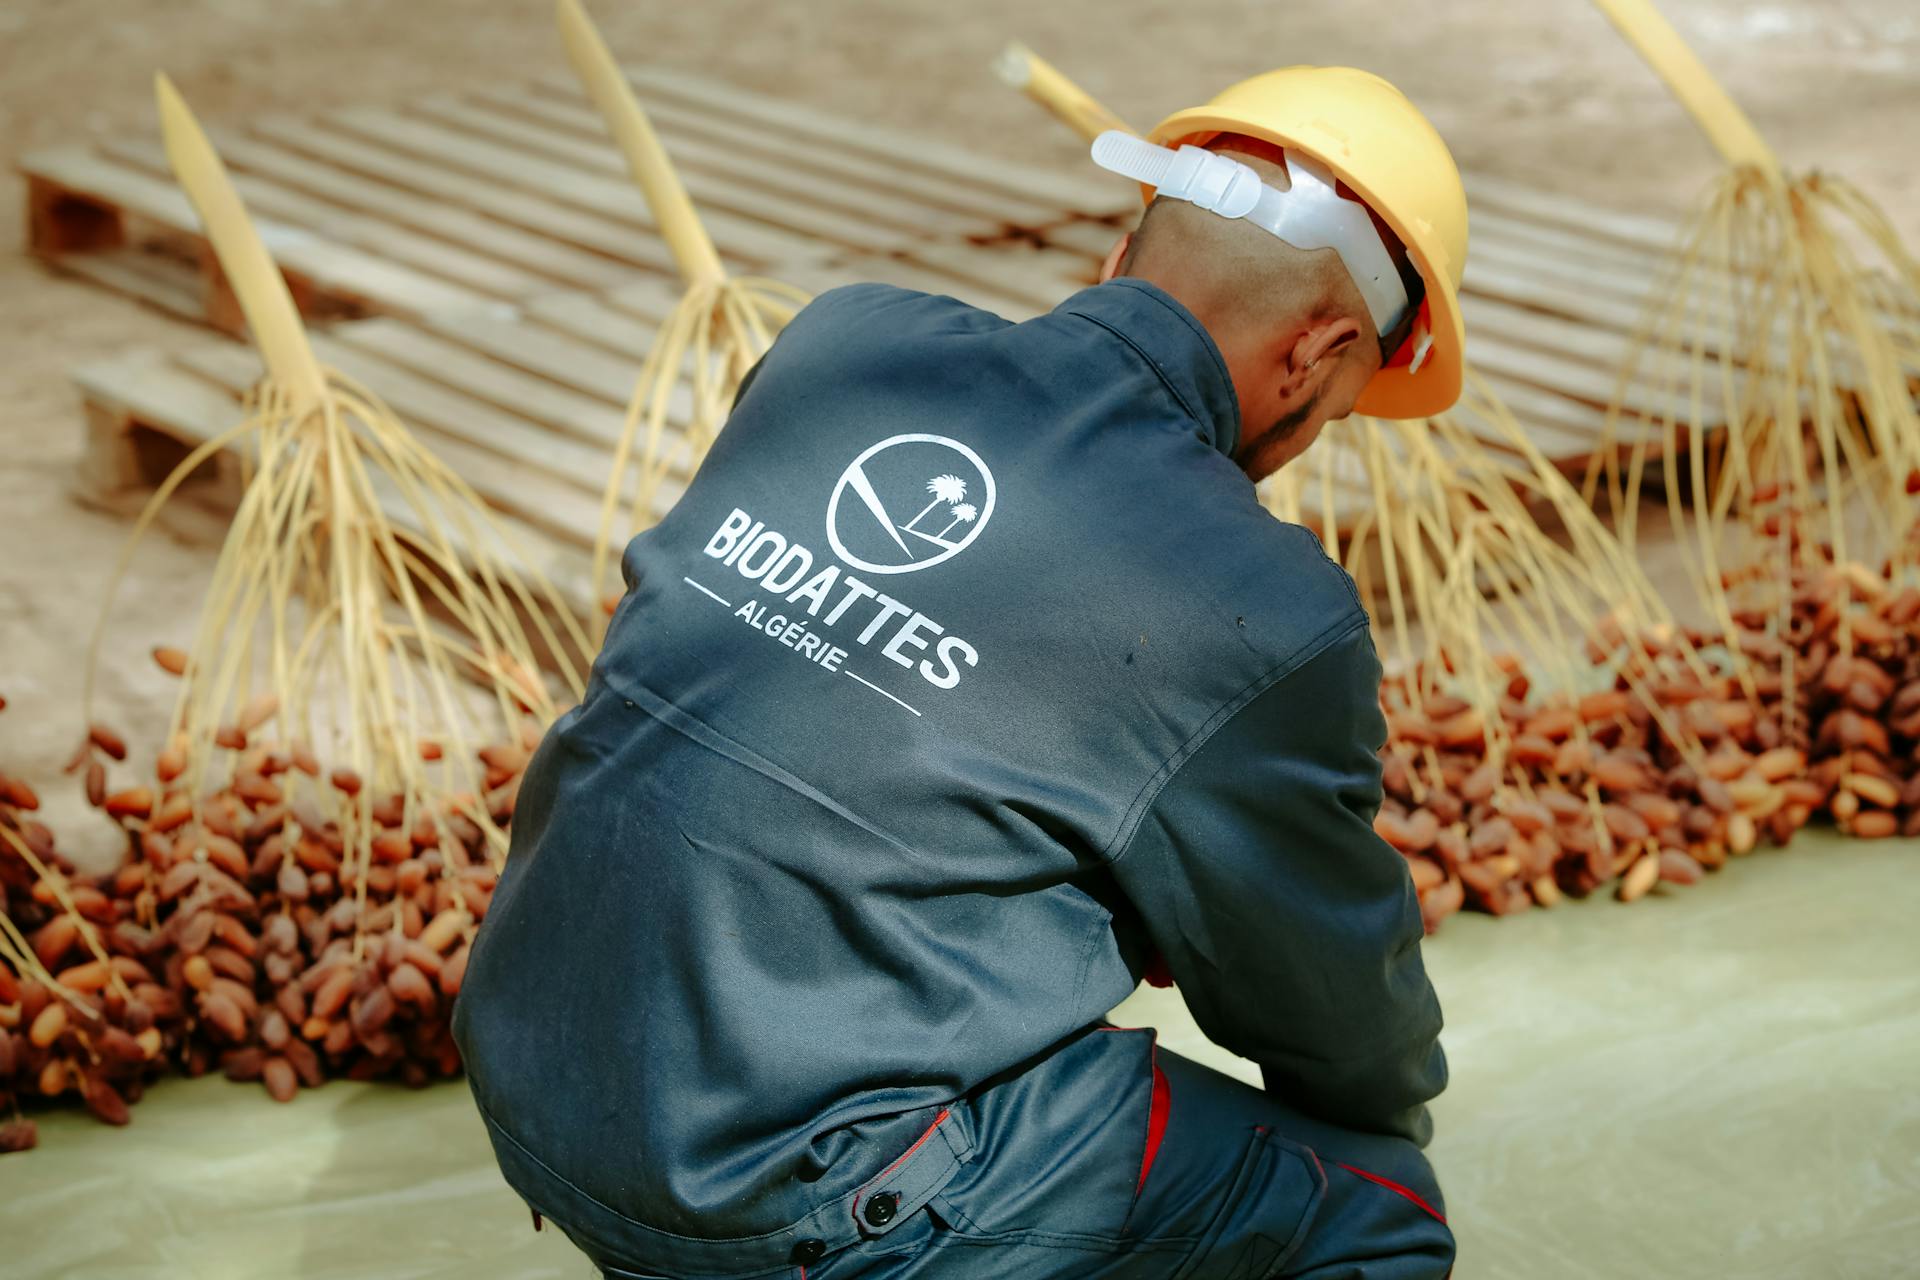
[863,1193,899,1228]
[790,1238,827,1264]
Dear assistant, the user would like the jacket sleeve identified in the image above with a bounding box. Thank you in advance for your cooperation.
[1107,615,1447,1146]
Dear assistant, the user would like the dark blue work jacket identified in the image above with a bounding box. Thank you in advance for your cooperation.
[455,278,1446,1269]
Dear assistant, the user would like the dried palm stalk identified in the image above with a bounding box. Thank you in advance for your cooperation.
[83,79,590,937]
[1584,0,1920,671]
[994,42,1136,142]
[1266,378,1717,780]
[557,0,811,618]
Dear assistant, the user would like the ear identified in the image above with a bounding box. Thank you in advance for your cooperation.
[1300,316,1366,370]
[1098,234,1131,283]
[1280,316,1366,392]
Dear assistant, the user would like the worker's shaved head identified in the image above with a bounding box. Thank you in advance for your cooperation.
[1120,152,1376,352]
[1102,134,1401,480]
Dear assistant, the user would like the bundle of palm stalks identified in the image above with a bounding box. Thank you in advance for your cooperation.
[75,78,588,976]
[557,0,811,619]
[1583,0,1920,689]
[2,685,531,1147]
[1305,380,1752,928]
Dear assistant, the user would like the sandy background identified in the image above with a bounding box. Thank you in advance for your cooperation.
[2,0,1917,871]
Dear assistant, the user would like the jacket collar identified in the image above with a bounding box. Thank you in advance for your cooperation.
[1055,277,1242,458]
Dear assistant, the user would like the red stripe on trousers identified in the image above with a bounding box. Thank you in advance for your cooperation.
[1096,1026,1171,1198]
[1332,1161,1448,1224]
[1138,1054,1170,1195]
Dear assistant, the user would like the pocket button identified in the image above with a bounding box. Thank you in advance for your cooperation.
[790,1239,827,1264]
[863,1193,899,1228]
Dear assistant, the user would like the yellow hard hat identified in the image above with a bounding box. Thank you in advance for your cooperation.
[1146,67,1468,419]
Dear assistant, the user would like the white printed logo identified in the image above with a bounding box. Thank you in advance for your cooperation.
[826,434,996,575]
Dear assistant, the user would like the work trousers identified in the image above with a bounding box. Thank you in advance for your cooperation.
[514,1032,1453,1280]
[764,1046,1453,1279]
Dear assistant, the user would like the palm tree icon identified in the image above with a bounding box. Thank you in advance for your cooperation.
[905,475,967,531]
[937,502,978,539]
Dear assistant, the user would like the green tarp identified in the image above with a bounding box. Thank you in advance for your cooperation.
[5,831,1917,1278]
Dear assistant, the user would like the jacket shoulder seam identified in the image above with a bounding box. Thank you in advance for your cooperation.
[1068,309,1208,431]
[1102,611,1370,866]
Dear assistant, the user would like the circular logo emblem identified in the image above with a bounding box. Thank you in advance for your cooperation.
[826,434,996,575]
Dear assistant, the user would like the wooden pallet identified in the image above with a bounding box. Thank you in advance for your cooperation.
[20,66,1108,337]
[30,62,1911,486]
[69,274,704,612]
[67,257,1534,623]
[68,252,1116,616]
[41,64,1786,591]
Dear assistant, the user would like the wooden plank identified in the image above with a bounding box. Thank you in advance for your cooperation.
[1468,373,1647,454]
[304,335,675,515]
[43,246,204,321]
[989,218,1735,448]
[173,338,679,549]
[587,273,694,328]
[334,319,627,436]
[1008,184,1734,341]
[781,255,1046,322]
[1465,299,1734,413]
[315,106,836,272]
[522,290,663,357]
[1470,208,1913,358]
[68,347,595,605]
[21,143,494,323]
[401,313,702,487]
[410,311,641,407]
[483,84,1065,236]
[1463,294,1640,376]
[199,127,654,296]
[618,67,1131,217]
[1470,204,1675,278]
[1034,215,1132,260]
[248,115,695,282]
[1464,321,1703,429]
[1015,201,1699,343]
[1465,245,1659,335]
[865,241,1090,315]
[20,145,202,237]
[419,91,989,246]
[1021,199,1705,340]
[1463,173,1686,259]
[101,136,548,306]
[68,347,250,510]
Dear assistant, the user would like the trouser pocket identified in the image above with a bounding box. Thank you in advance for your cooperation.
[1169,1127,1328,1280]
[930,1025,1163,1245]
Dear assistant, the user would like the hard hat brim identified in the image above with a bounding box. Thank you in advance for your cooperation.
[1146,107,1466,420]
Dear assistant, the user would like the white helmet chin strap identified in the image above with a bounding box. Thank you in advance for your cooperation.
[1091,130,1431,372]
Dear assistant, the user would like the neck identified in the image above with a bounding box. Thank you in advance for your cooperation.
[1124,268,1253,418]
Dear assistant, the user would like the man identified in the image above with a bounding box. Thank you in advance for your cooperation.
[455,65,1467,1279]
